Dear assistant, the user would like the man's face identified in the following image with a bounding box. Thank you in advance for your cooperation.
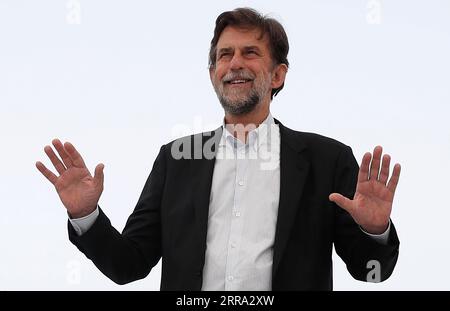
[210,26,275,115]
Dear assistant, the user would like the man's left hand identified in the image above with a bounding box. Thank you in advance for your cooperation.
[329,146,401,234]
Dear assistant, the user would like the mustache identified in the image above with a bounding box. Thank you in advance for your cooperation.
[222,70,255,83]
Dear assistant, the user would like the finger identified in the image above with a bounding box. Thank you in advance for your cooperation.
[36,161,58,185]
[369,146,383,180]
[357,152,372,183]
[44,145,66,175]
[64,141,87,168]
[378,154,391,185]
[329,193,354,214]
[387,163,401,193]
[94,163,105,187]
[52,138,73,169]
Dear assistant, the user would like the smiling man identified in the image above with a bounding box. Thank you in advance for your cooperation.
[37,8,401,290]
[211,26,286,117]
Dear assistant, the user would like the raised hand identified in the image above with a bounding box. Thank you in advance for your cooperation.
[36,139,104,219]
[329,146,401,234]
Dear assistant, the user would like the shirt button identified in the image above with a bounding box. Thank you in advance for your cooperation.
[227,275,234,282]
[231,243,236,248]
[238,180,244,186]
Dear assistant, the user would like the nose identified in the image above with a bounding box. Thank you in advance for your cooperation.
[229,53,245,70]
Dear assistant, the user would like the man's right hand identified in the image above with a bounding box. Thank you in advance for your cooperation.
[36,139,104,219]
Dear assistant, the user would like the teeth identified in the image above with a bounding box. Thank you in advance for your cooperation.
[230,79,247,84]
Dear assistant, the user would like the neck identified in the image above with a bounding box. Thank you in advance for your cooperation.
[224,99,270,143]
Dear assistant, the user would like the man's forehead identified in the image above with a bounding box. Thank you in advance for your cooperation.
[216,26,268,49]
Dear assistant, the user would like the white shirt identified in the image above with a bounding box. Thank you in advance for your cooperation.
[70,113,390,290]
[201,113,281,290]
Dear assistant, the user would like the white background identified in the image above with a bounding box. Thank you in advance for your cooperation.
[0,0,449,290]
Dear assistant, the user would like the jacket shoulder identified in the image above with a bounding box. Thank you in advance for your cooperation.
[282,124,352,156]
[161,128,221,161]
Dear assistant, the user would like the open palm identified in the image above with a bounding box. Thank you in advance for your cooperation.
[36,139,104,219]
[329,146,401,234]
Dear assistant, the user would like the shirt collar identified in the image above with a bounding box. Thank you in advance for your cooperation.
[220,113,275,151]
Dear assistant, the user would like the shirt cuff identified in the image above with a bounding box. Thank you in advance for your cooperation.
[360,220,391,245]
[68,206,100,236]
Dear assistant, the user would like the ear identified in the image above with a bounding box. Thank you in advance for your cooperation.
[270,63,288,90]
[209,66,215,85]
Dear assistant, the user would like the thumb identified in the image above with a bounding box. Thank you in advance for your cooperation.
[329,193,353,213]
[94,163,105,187]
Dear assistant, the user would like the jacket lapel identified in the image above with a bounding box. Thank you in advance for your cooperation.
[191,127,223,274]
[188,121,310,282]
[272,120,310,278]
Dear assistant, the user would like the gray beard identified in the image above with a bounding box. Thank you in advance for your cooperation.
[218,91,261,115]
[212,68,271,116]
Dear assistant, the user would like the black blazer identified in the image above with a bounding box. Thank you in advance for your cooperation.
[68,119,399,290]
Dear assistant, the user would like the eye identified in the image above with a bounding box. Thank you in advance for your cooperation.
[218,52,231,59]
[245,50,259,57]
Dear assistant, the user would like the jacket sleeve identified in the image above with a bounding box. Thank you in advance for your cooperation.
[68,145,167,285]
[333,145,400,282]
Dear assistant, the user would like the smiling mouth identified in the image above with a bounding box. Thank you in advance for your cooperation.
[225,79,253,86]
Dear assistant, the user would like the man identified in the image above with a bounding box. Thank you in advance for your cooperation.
[36,8,401,290]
